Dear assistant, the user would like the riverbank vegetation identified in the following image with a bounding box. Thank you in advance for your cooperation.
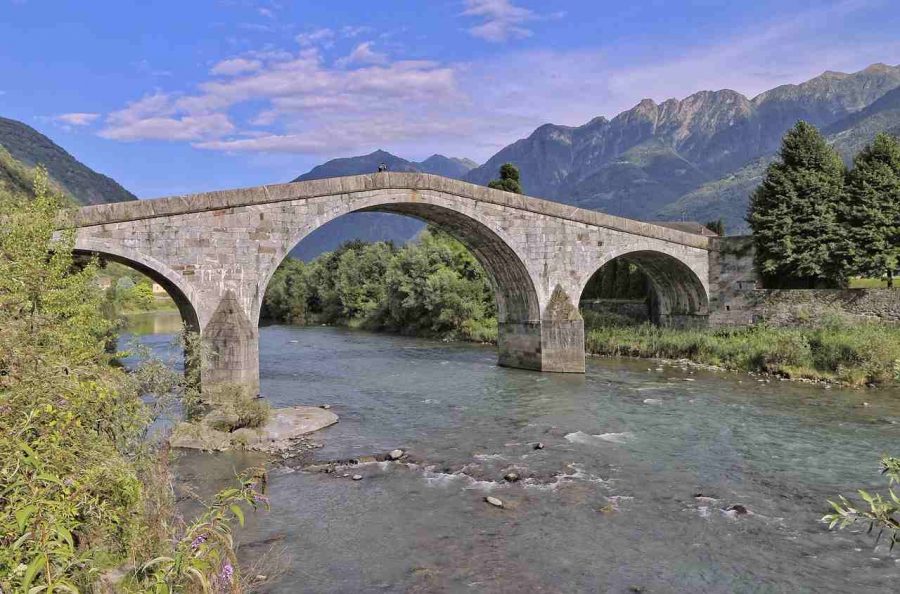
[583,311,900,386]
[0,171,266,592]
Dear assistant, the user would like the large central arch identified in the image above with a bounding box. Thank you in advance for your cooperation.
[257,197,544,371]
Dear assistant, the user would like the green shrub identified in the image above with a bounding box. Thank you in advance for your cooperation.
[203,383,271,432]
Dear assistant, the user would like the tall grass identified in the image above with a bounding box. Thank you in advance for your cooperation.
[584,315,900,386]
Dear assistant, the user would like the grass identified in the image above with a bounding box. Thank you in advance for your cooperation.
[584,314,900,386]
[848,277,897,289]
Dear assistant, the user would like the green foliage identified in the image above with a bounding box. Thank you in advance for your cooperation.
[749,125,900,288]
[580,259,649,300]
[487,163,523,194]
[201,384,270,432]
[0,169,266,592]
[131,468,268,593]
[748,121,846,287]
[823,456,900,551]
[704,219,725,235]
[837,133,900,287]
[583,316,900,386]
[262,228,498,342]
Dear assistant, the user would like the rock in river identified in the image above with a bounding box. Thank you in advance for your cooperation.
[485,496,504,508]
[388,449,404,460]
[503,471,520,482]
[169,406,338,452]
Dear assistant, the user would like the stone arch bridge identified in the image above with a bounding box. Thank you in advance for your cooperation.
[67,173,714,391]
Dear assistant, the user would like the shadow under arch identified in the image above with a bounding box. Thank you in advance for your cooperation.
[258,200,544,369]
[579,250,709,327]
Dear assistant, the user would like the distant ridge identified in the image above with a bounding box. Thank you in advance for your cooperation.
[0,116,136,205]
[289,149,477,259]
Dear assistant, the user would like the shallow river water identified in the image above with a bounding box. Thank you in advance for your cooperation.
[124,312,900,593]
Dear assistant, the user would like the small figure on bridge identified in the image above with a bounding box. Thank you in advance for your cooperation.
[377,162,388,172]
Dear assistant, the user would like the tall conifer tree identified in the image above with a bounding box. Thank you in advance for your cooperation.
[839,133,900,287]
[748,121,845,287]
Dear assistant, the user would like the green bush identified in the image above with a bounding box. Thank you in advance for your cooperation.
[0,169,266,592]
[202,383,271,432]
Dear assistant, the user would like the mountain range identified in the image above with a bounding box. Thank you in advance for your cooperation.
[3,63,900,258]
[295,63,900,253]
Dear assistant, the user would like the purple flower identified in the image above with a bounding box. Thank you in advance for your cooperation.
[252,492,269,504]
[220,562,234,583]
[190,534,206,550]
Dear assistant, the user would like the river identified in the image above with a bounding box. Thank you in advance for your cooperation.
[123,311,900,593]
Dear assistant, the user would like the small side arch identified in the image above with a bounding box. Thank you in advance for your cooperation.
[579,250,710,327]
[73,239,201,333]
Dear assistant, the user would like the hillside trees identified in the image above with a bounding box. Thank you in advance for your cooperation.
[748,121,845,287]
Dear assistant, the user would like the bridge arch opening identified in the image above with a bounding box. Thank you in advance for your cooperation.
[258,202,544,370]
[74,248,201,334]
[579,250,709,328]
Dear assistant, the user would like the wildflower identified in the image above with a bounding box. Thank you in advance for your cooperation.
[221,562,234,583]
[190,534,206,550]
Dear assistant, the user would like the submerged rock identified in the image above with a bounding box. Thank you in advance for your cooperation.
[388,449,404,460]
[503,471,520,482]
[533,442,545,450]
[727,504,749,515]
[485,496,504,508]
[169,406,338,452]
[352,474,363,481]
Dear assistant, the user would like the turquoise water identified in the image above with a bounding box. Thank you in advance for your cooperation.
[125,316,900,593]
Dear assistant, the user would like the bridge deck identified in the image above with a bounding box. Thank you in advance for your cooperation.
[67,172,710,250]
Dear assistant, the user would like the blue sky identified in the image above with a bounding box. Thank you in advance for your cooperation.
[2,0,899,197]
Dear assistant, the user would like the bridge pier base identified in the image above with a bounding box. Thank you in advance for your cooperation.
[498,320,585,373]
[201,291,261,395]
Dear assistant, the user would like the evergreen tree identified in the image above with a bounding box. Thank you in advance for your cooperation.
[488,163,523,194]
[747,121,845,287]
[838,133,900,287]
[704,219,725,235]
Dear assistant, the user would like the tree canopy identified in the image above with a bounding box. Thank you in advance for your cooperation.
[748,121,845,287]
[838,132,900,287]
[488,163,523,194]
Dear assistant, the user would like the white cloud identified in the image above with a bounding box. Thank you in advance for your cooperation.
[295,28,334,46]
[338,42,387,66]
[461,0,535,42]
[211,57,263,76]
[99,93,235,141]
[54,112,99,126]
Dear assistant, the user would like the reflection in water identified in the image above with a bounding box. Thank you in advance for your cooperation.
[123,313,900,593]
[124,310,183,335]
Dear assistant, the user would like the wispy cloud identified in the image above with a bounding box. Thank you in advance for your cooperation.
[211,57,262,76]
[337,41,388,67]
[461,0,536,42]
[99,93,235,141]
[295,27,334,47]
[54,112,100,127]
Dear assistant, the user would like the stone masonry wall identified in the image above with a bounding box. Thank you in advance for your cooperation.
[708,235,900,326]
